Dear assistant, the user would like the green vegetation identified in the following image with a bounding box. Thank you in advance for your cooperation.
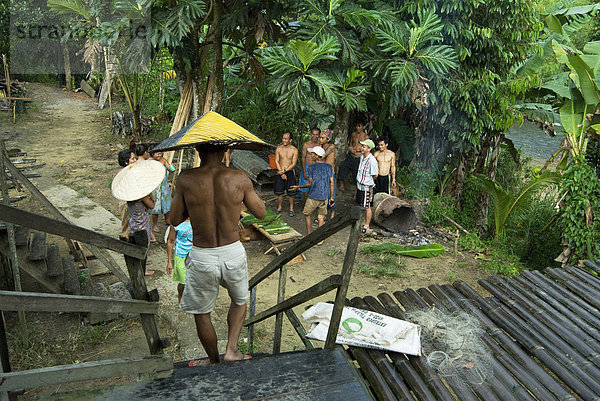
[5,0,598,270]
[357,255,407,279]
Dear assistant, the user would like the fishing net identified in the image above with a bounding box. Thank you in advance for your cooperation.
[406,308,493,384]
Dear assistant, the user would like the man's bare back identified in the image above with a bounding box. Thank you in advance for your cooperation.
[171,156,265,248]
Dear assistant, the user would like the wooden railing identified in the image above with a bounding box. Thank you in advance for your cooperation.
[245,205,364,353]
[0,147,171,400]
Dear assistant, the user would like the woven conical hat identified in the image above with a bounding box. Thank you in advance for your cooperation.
[111,160,165,201]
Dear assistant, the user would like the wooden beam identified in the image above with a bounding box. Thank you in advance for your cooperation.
[0,204,146,260]
[0,291,159,315]
[2,152,83,262]
[2,153,130,283]
[122,232,163,355]
[325,210,364,349]
[273,265,287,354]
[285,309,314,349]
[249,206,361,289]
[0,355,173,392]
[244,275,342,326]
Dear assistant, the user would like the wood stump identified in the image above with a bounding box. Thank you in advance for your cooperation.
[27,231,46,260]
[46,243,63,278]
[372,193,417,233]
[62,256,80,295]
[14,225,29,246]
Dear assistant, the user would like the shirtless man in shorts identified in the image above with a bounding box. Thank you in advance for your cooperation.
[373,136,396,195]
[170,144,266,365]
[338,122,369,191]
[274,132,298,216]
[298,128,321,200]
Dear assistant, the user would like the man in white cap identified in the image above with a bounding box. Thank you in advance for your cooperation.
[356,139,378,233]
[291,146,334,237]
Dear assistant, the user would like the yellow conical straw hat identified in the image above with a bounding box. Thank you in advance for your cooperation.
[152,111,272,151]
[111,160,165,201]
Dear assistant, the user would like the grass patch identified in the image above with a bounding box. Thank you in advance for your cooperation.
[356,253,406,278]
[7,320,131,370]
[237,325,267,354]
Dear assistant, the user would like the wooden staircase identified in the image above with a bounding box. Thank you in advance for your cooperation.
[89,347,374,400]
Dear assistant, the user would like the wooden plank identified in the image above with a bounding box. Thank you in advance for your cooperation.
[249,206,360,289]
[241,211,302,244]
[285,309,314,349]
[0,141,26,331]
[0,291,159,314]
[244,275,341,326]
[273,265,287,354]
[80,79,96,98]
[0,355,173,392]
[325,210,364,349]
[2,154,129,281]
[2,152,83,262]
[122,232,163,355]
[0,204,146,260]
[0,238,62,294]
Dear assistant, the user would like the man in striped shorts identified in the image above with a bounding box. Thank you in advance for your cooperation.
[355,139,379,233]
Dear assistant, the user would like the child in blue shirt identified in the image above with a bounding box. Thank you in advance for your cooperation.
[166,218,193,304]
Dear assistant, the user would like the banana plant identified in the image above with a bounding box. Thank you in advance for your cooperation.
[476,171,562,238]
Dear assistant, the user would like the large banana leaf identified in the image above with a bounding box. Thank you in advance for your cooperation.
[362,243,445,258]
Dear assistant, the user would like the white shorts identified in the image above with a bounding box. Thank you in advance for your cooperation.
[180,241,248,314]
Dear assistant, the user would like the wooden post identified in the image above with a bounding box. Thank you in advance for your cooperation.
[247,286,256,354]
[122,232,163,355]
[325,206,364,349]
[0,311,10,374]
[0,141,25,331]
[272,265,287,354]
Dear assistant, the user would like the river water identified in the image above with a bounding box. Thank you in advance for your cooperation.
[506,120,564,165]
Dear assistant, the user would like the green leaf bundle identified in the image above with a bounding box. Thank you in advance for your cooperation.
[362,243,445,258]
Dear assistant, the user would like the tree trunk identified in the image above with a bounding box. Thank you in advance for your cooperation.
[62,46,72,91]
[333,105,349,168]
[474,133,503,236]
[210,0,224,113]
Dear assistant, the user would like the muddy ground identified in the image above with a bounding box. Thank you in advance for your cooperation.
[0,83,491,397]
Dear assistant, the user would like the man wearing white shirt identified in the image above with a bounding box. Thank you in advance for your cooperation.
[355,139,378,233]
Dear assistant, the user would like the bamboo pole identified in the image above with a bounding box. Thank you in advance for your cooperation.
[0,141,25,331]
[351,297,437,401]
[393,288,496,401]
[521,270,600,332]
[527,270,600,324]
[566,265,600,293]
[484,276,600,363]
[457,281,600,400]
[508,274,600,353]
[546,268,600,312]
[442,285,570,401]
[348,347,398,401]
[583,260,600,275]
[480,278,600,380]
[441,284,571,400]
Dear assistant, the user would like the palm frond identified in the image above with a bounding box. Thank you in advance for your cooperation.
[306,70,338,105]
[415,45,458,74]
[389,61,419,88]
[47,0,91,19]
[408,9,444,53]
[375,21,409,54]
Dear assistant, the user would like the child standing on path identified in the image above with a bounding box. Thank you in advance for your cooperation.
[166,219,193,304]
[356,139,378,233]
[291,146,334,237]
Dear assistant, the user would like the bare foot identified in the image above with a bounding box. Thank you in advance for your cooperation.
[224,349,252,362]
[188,358,218,367]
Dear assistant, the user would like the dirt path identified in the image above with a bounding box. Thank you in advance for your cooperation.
[1,83,490,358]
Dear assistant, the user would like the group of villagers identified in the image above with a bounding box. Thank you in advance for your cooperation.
[273,122,396,236]
[113,122,396,289]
